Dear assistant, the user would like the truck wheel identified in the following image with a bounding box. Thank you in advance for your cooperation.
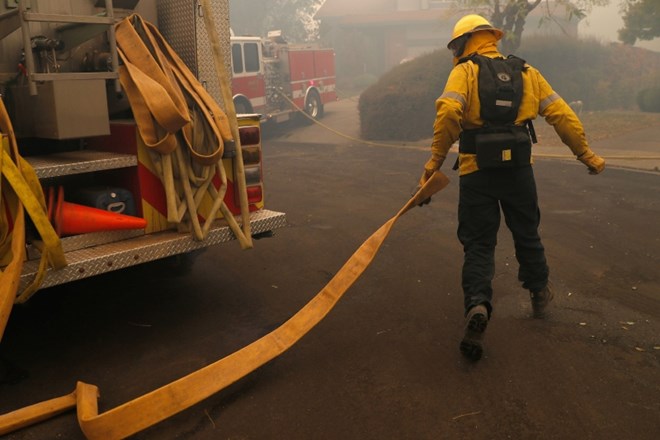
[233,97,252,115]
[304,91,324,120]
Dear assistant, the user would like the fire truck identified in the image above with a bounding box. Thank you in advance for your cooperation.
[229,30,337,123]
[0,0,286,339]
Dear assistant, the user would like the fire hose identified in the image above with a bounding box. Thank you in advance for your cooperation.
[1,3,450,436]
[114,13,254,246]
[0,99,67,338]
[0,170,450,439]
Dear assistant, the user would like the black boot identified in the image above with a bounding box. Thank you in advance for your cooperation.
[460,304,489,361]
[530,283,554,319]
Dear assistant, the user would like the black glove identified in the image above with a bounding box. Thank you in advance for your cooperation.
[411,183,431,206]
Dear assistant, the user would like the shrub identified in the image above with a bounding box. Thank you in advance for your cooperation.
[358,36,660,141]
[517,37,607,108]
[517,36,660,111]
[359,50,453,141]
[637,88,660,112]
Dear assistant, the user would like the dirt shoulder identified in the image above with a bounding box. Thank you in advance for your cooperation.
[536,111,660,145]
[533,111,660,172]
[267,101,660,172]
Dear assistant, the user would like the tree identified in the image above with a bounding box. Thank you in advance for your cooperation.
[618,0,660,45]
[457,1,609,53]
[229,0,323,42]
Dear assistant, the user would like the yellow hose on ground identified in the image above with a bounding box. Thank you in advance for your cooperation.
[0,171,450,439]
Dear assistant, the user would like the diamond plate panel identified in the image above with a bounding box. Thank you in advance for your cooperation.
[19,209,287,291]
[156,0,198,74]
[194,0,232,108]
[156,0,231,109]
[28,150,137,179]
[26,230,145,260]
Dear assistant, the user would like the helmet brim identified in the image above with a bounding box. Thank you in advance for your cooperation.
[446,27,504,50]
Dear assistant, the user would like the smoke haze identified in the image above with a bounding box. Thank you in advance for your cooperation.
[579,2,659,52]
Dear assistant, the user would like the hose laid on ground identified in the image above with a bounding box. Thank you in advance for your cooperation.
[285,93,660,162]
[0,171,450,439]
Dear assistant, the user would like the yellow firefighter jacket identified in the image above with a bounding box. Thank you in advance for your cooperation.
[425,32,591,176]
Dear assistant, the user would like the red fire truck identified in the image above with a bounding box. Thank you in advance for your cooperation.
[230,30,337,123]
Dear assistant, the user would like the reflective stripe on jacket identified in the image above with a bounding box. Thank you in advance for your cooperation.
[430,47,591,176]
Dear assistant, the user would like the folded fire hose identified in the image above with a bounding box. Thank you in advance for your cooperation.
[0,171,450,439]
[115,13,251,245]
[1,98,67,339]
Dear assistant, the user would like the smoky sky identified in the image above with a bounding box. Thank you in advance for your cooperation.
[580,2,660,52]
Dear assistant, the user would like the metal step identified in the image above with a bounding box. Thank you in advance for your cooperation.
[22,12,115,25]
[26,229,145,261]
[26,150,137,179]
[19,209,287,291]
[31,72,119,82]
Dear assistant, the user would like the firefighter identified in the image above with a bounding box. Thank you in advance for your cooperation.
[417,14,605,361]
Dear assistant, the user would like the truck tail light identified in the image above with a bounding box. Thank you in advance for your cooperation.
[246,186,263,203]
[234,121,264,210]
[242,146,261,165]
[239,125,261,146]
[244,165,262,185]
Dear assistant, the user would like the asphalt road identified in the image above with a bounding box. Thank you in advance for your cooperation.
[1,101,659,439]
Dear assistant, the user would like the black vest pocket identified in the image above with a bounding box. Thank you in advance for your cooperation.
[471,126,531,169]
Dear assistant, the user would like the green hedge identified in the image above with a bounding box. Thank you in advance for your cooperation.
[359,50,453,141]
[359,36,660,141]
[637,88,660,112]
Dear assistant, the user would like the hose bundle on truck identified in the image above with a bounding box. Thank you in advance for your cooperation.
[115,13,252,246]
[0,97,67,340]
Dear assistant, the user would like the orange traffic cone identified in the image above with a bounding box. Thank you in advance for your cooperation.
[49,186,147,236]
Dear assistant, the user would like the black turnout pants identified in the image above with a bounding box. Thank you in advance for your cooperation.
[458,165,549,316]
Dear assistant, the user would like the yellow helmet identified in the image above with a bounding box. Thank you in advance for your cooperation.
[447,14,503,49]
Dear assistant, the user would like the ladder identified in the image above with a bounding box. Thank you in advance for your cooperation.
[17,0,121,95]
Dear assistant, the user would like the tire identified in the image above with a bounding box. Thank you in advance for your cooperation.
[233,97,253,115]
[304,91,324,120]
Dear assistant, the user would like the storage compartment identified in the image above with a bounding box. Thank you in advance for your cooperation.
[10,79,110,139]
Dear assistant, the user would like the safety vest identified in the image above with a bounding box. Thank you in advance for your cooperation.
[457,54,535,169]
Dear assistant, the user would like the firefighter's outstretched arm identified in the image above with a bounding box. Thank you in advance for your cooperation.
[415,66,467,204]
[536,73,605,174]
